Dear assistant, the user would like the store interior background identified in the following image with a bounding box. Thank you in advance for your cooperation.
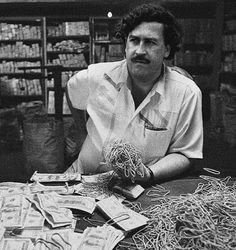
[0,0,235,183]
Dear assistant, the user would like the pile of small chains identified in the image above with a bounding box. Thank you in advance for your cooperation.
[103,139,144,182]
[132,175,236,250]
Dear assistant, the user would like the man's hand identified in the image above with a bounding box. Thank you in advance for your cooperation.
[115,162,153,185]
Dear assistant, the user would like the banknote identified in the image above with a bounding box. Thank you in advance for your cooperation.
[34,229,82,250]
[0,227,5,241]
[97,196,149,232]
[56,195,96,214]
[0,183,30,197]
[77,224,124,250]
[28,182,74,195]
[30,171,81,183]
[23,205,45,229]
[1,194,24,229]
[0,238,34,250]
[26,193,73,228]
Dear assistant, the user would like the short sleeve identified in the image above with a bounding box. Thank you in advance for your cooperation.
[66,69,90,110]
[168,86,203,159]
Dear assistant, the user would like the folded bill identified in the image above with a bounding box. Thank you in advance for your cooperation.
[97,196,149,232]
[30,171,81,183]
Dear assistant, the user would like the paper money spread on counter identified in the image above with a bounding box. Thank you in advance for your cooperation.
[30,171,81,182]
[97,196,149,232]
[78,225,124,250]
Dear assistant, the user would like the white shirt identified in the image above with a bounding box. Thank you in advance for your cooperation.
[67,60,203,174]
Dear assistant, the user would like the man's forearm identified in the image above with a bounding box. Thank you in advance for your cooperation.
[149,153,192,183]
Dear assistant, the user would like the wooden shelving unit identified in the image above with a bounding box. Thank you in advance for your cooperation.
[89,16,123,64]
[0,16,44,108]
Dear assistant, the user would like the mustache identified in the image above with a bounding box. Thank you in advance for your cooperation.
[131,55,150,64]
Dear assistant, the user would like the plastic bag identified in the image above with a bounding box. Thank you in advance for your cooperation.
[23,114,65,176]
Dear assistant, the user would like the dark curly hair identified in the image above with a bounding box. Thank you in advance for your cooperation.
[116,3,182,60]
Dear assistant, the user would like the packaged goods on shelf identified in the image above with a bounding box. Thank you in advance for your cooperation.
[47,24,64,37]
[0,42,40,58]
[63,21,89,36]
[0,77,41,96]
[48,53,87,68]
[0,61,41,73]
[95,22,109,41]
[46,71,73,88]
[223,34,236,51]
[0,77,18,95]
[48,90,71,115]
[47,90,55,114]
[47,40,88,52]
[0,23,41,40]
[61,71,73,87]
[63,93,71,115]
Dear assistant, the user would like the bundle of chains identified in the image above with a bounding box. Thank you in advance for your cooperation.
[103,139,144,182]
[132,175,236,250]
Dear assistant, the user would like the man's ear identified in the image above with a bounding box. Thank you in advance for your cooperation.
[164,44,171,59]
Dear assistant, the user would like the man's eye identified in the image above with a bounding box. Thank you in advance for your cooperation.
[146,40,156,45]
[129,37,138,43]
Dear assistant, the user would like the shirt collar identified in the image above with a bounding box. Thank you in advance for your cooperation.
[104,59,167,97]
[149,63,166,98]
[103,59,128,90]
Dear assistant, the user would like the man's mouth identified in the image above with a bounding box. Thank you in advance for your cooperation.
[131,58,150,64]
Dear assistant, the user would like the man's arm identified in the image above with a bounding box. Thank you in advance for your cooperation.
[148,153,191,183]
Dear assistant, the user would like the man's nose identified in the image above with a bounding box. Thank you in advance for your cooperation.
[135,42,146,54]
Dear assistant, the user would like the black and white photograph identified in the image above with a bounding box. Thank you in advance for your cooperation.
[0,0,235,249]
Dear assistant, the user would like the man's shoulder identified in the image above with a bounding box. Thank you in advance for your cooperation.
[166,66,200,94]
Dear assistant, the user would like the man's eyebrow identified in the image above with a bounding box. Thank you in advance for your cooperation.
[128,34,138,38]
[129,34,159,41]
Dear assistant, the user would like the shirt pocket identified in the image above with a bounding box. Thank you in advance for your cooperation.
[142,128,172,165]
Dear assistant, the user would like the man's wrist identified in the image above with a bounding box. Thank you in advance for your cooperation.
[147,167,155,184]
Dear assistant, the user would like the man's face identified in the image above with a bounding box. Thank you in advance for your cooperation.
[125,22,170,83]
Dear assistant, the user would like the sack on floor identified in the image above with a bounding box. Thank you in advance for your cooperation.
[23,114,65,176]
[0,108,22,148]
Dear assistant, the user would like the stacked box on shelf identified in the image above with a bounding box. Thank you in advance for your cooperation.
[46,71,74,89]
[0,77,41,96]
[0,23,41,40]
[47,91,70,115]
[46,19,90,117]
[64,21,89,36]
[91,17,123,63]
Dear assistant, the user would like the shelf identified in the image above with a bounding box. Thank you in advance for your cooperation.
[0,39,41,43]
[47,35,89,42]
[0,57,41,61]
[94,40,122,45]
[54,66,87,71]
[0,72,42,77]
[47,51,85,55]
[0,95,42,100]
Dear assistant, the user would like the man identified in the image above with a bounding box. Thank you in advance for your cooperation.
[65,4,203,185]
